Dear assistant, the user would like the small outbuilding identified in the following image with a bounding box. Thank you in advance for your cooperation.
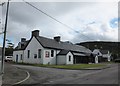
[92,49,111,62]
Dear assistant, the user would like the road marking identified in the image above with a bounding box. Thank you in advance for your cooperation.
[13,70,30,85]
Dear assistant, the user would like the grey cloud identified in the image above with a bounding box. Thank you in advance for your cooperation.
[72,32,114,43]
[1,2,118,46]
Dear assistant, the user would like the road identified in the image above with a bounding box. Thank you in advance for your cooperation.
[0,61,2,86]
[2,63,119,86]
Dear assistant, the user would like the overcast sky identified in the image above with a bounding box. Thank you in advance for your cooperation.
[0,0,119,47]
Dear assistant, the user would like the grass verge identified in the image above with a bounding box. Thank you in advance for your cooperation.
[12,62,107,70]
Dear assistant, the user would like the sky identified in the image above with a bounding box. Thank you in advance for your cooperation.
[0,0,119,47]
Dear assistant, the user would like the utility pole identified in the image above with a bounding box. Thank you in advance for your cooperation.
[1,0,9,74]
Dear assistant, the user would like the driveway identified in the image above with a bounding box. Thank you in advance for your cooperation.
[2,63,119,86]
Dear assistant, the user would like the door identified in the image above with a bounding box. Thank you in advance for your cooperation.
[16,55,18,63]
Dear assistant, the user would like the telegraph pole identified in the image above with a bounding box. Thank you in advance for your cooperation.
[1,0,9,74]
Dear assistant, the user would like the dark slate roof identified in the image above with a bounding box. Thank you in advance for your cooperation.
[100,50,109,54]
[36,36,92,53]
[57,50,70,55]
[15,36,92,54]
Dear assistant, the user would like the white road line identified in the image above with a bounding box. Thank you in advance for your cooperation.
[13,70,30,85]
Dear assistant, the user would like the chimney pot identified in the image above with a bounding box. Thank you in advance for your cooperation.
[54,36,60,42]
[21,38,26,42]
[32,30,39,37]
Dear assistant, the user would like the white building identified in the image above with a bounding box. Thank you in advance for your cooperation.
[13,30,92,65]
[92,49,111,62]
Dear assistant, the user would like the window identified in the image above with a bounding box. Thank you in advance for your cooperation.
[20,54,22,60]
[34,54,37,59]
[45,51,50,58]
[69,55,71,61]
[38,49,41,58]
[51,50,54,57]
[27,50,30,58]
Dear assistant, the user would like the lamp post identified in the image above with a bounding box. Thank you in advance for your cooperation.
[1,0,9,74]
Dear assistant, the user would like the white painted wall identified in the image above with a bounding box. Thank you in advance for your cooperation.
[95,56,98,63]
[108,54,111,61]
[103,54,111,61]
[57,52,73,65]
[13,50,24,62]
[24,37,44,64]
[57,55,66,65]
[93,49,102,56]
[93,49,111,62]
[43,49,60,64]
[66,52,73,64]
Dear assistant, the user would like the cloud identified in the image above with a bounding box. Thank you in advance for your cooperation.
[1,1,118,46]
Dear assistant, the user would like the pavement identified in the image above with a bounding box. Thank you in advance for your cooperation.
[2,63,115,86]
[0,74,2,86]
[0,61,2,86]
[2,62,28,86]
[83,63,111,70]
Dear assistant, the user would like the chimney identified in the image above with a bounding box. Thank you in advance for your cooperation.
[54,36,60,42]
[21,38,26,42]
[32,30,39,37]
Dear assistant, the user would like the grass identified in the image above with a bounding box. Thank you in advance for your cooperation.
[46,64,106,69]
[13,62,107,70]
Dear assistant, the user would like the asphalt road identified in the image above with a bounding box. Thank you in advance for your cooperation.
[2,63,119,86]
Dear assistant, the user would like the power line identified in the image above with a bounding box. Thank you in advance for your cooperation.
[22,0,93,40]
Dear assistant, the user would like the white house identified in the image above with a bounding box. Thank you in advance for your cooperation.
[92,49,111,62]
[13,30,93,65]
